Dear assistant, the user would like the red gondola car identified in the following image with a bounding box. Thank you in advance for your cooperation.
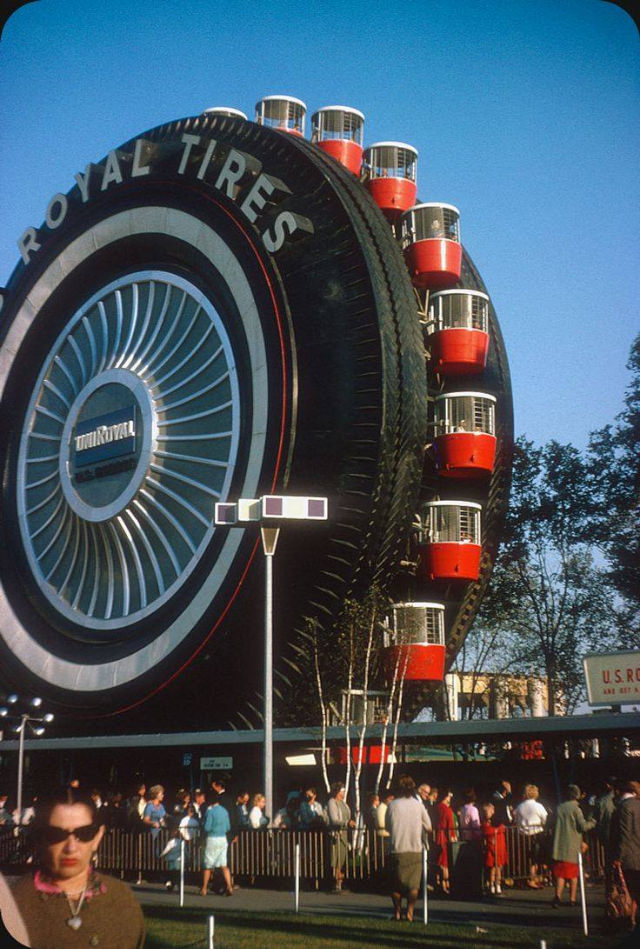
[383,602,446,682]
[255,95,306,136]
[363,142,418,219]
[428,289,490,376]
[419,501,482,581]
[400,203,462,289]
[311,106,365,175]
[433,391,497,478]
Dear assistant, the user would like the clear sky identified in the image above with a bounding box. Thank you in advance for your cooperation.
[1,0,638,450]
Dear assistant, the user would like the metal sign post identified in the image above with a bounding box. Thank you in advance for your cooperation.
[260,526,279,825]
[215,496,327,826]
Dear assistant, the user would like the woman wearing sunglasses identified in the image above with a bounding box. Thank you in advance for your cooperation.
[7,788,145,948]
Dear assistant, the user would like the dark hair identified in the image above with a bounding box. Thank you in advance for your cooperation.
[439,789,453,802]
[330,782,344,797]
[209,790,220,805]
[567,784,581,801]
[33,788,100,835]
[398,775,416,798]
[619,780,640,796]
[463,788,476,804]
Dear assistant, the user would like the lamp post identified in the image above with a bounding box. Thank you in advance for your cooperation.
[215,495,327,822]
[0,694,54,822]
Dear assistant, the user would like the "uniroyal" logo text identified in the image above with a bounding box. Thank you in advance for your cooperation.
[75,420,135,453]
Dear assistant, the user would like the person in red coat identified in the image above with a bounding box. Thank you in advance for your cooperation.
[481,801,507,895]
[434,789,456,893]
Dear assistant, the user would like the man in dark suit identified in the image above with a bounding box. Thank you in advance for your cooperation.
[611,780,640,929]
[491,780,513,825]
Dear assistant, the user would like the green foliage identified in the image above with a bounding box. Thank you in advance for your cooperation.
[587,331,640,638]
[476,437,612,712]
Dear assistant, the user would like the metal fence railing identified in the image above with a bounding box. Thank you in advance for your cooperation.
[0,825,606,888]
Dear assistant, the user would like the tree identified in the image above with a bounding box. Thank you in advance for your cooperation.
[308,586,408,815]
[449,623,520,720]
[587,332,640,643]
[474,437,611,713]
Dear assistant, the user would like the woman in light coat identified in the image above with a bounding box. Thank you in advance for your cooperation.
[551,785,596,907]
[327,782,355,892]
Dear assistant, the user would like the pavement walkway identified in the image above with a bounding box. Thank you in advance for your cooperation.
[134,876,609,933]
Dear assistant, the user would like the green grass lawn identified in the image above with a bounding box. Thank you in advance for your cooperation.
[144,905,632,949]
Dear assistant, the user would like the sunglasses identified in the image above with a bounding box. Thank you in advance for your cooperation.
[40,823,100,844]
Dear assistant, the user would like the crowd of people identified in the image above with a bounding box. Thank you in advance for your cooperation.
[1,772,638,931]
[362,774,639,925]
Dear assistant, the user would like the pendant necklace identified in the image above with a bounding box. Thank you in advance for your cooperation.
[65,885,88,930]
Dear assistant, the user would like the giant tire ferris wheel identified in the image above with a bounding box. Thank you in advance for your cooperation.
[0,109,513,730]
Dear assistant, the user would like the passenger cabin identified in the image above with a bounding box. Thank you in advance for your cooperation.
[427,290,490,376]
[202,107,248,119]
[311,106,365,175]
[418,501,482,582]
[401,203,461,289]
[255,95,306,136]
[383,602,446,682]
[433,391,497,478]
[363,142,417,219]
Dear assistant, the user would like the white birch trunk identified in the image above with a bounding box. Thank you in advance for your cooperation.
[313,626,331,794]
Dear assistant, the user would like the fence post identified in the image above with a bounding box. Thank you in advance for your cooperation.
[208,914,214,949]
[294,842,300,913]
[578,849,588,935]
[179,838,185,907]
[422,845,428,925]
[136,834,143,886]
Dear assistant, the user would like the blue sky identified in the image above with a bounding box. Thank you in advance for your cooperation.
[1,0,638,450]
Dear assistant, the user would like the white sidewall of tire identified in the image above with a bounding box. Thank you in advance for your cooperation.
[0,207,270,691]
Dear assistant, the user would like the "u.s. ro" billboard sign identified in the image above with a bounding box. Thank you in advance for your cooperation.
[583,650,640,707]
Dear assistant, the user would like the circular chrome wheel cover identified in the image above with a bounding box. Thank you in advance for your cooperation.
[17,271,240,633]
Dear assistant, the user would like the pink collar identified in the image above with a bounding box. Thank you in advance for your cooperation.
[34,870,106,898]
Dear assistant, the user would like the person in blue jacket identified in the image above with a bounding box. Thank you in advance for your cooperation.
[200,791,232,897]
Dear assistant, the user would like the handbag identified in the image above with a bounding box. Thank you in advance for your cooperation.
[607,864,633,921]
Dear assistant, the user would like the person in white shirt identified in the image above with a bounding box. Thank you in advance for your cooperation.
[248,794,268,829]
[514,784,548,888]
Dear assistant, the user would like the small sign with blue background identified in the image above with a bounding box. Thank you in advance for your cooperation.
[74,406,137,469]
